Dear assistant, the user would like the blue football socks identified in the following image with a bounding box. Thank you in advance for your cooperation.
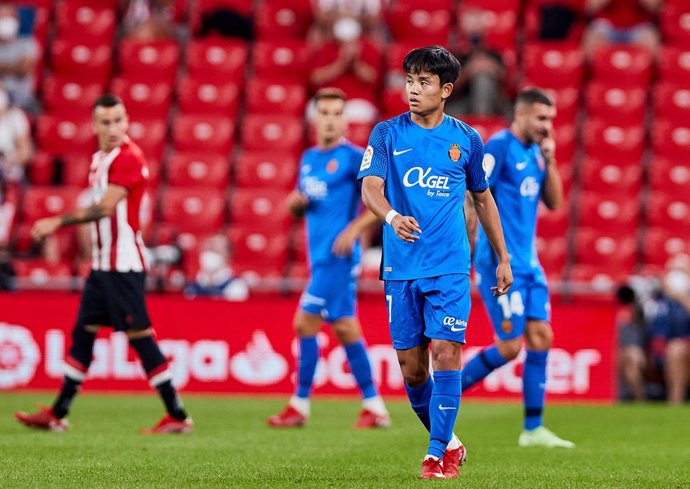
[523,350,548,430]
[427,370,462,459]
[344,340,378,399]
[404,376,434,432]
[296,336,319,398]
[461,345,508,391]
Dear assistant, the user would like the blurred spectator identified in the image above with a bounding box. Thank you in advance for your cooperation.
[197,5,253,40]
[310,15,382,122]
[184,234,249,301]
[309,0,386,45]
[582,0,661,59]
[536,0,585,40]
[0,245,14,290]
[123,0,179,41]
[0,82,33,185]
[446,46,509,117]
[0,3,39,112]
[617,256,690,404]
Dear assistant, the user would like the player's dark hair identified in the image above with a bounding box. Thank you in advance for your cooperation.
[93,93,124,111]
[516,87,554,107]
[403,46,461,86]
[314,87,347,103]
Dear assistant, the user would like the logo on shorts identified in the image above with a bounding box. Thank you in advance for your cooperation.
[448,143,462,162]
[501,319,513,334]
[443,316,467,332]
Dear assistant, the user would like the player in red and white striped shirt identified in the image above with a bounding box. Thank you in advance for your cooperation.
[15,94,192,434]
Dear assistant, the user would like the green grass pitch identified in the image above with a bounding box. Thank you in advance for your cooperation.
[1,393,689,488]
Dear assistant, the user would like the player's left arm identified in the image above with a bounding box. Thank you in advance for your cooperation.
[31,184,128,241]
[332,209,380,256]
[539,132,564,210]
[464,191,478,259]
[471,189,512,295]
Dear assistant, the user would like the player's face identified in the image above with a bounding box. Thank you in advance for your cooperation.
[518,102,556,144]
[405,70,453,117]
[314,98,346,144]
[93,104,129,152]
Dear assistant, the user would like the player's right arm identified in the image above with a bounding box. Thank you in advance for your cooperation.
[361,176,421,243]
[286,190,309,217]
[471,189,512,295]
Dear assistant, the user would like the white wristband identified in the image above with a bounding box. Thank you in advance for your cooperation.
[385,210,400,225]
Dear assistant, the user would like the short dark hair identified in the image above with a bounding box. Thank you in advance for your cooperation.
[314,87,347,103]
[515,87,554,107]
[92,93,124,111]
[403,46,461,86]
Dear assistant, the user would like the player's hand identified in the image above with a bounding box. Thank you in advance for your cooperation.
[31,217,61,241]
[332,225,358,257]
[286,191,309,217]
[391,215,422,243]
[539,132,556,164]
[491,261,513,296]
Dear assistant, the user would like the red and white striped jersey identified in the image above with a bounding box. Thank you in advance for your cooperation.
[88,139,149,272]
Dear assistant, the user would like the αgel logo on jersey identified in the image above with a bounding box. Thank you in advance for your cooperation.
[443,317,467,332]
[403,167,452,198]
[302,176,328,200]
[520,176,540,199]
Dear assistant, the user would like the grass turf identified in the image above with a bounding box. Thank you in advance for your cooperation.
[1,393,689,488]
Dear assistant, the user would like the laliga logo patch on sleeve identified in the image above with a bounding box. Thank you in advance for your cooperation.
[360,146,373,171]
[482,153,496,177]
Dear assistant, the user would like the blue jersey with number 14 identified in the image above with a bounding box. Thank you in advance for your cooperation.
[357,113,488,281]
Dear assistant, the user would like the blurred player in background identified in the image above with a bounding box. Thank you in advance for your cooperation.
[464,87,574,448]
[359,46,513,479]
[14,94,192,434]
[267,88,390,429]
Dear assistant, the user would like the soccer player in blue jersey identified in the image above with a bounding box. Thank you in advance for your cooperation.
[358,46,513,479]
[267,88,390,429]
[464,87,575,448]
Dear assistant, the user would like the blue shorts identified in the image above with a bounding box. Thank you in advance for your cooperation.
[384,274,471,350]
[476,266,551,341]
[300,260,358,322]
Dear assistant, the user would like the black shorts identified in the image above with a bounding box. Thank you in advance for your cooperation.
[76,270,151,331]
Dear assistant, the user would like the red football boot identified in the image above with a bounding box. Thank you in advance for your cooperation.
[420,457,445,479]
[266,404,307,428]
[140,414,193,434]
[353,408,391,429]
[442,441,467,479]
[14,404,69,432]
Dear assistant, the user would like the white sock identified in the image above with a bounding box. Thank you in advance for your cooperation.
[424,455,440,462]
[289,395,310,416]
[362,395,388,416]
[446,433,461,450]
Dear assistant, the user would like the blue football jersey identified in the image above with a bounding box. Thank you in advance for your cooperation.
[298,140,364,266]
[357,113,488,281]
[474,129,546,274]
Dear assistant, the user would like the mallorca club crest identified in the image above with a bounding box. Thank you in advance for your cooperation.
[448,143,462,162]
[326,158,339,174]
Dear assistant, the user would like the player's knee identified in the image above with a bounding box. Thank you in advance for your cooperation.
[397,359,428,386]
[331,319,361,344]
[497,338,523,361]
[526,322,553,351]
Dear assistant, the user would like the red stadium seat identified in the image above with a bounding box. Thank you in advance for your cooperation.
[36,116,94,155]
[568,264,631,291]
[642,227,690,267]
[241,115,303,153]
[172,115,235,154]
[159,187,226,233]
[21,186,82,222]
[111,77,173,120]
[384,41,419,87]
[228,227,289,276]
[185,38,247,83]
[41,77,102,116]
[523,42,584,88]
[585,83,646,125]
[651,119,690,159]
[347,123,373,148]
[648,156,690,199]
[538,86,579,125]
[234,151,298,190]
[658,47,690,83]
[646,192,690,231]
[579,158,643,196]
[56,3,116,44]
[127,119,168,162]
[574,228,637,270]
[245,78,307,116]
[50,39,111,85]
[62,153,91,187]
[166,152,230,189]
[654,81,690,121]
[537,203,569,239]
[230,189,292,231]
[14,259,74,289]
[387,1,452,45]
[253,40,309,80]
[583,119,645,163]
[28,152,55,185]
[456,0,519,51]
[552,121,577,165]
[577,191,640,234]
[660,1,690,46]
[254,0,312,39]
[462,116,508,143]
[535,236,567,275]
[590,45,653,86]
[118,39,180,84]
[383,86,408,119]
[176,77,240,116]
